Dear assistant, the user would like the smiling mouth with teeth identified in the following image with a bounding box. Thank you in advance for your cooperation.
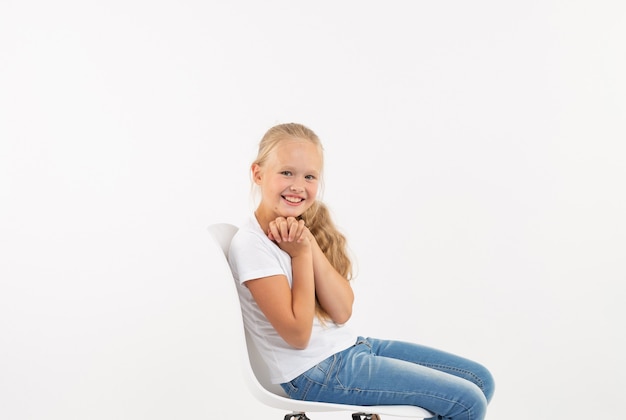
[283,195,304,203]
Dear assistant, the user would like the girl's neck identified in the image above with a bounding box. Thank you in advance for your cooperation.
[254,208,273,234]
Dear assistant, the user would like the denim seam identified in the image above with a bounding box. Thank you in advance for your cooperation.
[302,354,338,387]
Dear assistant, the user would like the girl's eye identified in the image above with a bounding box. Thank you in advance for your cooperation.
[305,175,317,181]
[281,171,293,176]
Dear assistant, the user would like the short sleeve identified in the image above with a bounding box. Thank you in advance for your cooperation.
[228,228,288,285]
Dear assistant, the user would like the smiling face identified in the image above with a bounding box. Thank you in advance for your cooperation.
[252,138,322,227]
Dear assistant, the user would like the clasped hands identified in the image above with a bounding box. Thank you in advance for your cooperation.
[267,216,312,257]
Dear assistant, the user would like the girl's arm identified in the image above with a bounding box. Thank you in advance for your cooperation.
[309,235,354,325]
[245,218,316,349]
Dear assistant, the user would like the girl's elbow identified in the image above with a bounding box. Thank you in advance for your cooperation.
[283,327,312,350]
[291,341,309,350]
[288,334,311,350]
[333,309,352,325]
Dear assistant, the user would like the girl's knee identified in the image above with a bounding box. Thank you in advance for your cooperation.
[476,364,495,403]
[467,385,489,420]
[445,385,487,420]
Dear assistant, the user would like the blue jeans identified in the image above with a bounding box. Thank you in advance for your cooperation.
[281,337,495,420]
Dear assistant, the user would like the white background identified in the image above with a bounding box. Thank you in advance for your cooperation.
[1,1,625,419]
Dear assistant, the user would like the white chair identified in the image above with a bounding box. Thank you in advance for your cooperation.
[208,223,434,420]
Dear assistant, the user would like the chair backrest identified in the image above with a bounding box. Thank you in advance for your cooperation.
[207,223,239,257]
[207,223,287,397]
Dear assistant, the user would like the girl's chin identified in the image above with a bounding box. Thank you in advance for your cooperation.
[277,206,307,218]
[278,211,304,218]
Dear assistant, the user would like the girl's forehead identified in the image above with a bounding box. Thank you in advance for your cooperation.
[274,140,322,163]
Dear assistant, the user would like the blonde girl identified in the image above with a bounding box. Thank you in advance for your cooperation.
[228,123,495,420]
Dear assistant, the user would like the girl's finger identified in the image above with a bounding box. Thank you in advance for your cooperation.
[294,220,306,242]
[269,218,283,242]
[286,217,299,242]
[278,218,289,242]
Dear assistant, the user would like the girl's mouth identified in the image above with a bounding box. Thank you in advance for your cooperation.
[282,195,304,204]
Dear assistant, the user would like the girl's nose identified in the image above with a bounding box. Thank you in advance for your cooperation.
[290,183,304,192]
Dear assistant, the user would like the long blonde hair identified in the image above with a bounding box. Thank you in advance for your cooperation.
[253,123,353,321]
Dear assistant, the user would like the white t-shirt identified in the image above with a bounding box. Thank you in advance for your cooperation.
[228,215,357,384]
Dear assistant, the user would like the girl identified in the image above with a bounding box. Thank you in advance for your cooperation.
[228,123,495,420]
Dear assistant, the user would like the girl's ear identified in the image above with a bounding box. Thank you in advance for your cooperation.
[251,163,263,185]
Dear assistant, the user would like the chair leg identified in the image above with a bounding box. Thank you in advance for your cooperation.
[284,412,311,420]
[352,413,381,420]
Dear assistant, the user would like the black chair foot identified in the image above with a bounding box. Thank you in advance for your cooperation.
[284,413,311,420]
[352,413,381,420]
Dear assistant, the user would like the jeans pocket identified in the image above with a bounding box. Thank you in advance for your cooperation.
[281,380,298,396]
[303,354,337,385]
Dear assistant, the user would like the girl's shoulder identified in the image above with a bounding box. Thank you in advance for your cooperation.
[230,217,274,256]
